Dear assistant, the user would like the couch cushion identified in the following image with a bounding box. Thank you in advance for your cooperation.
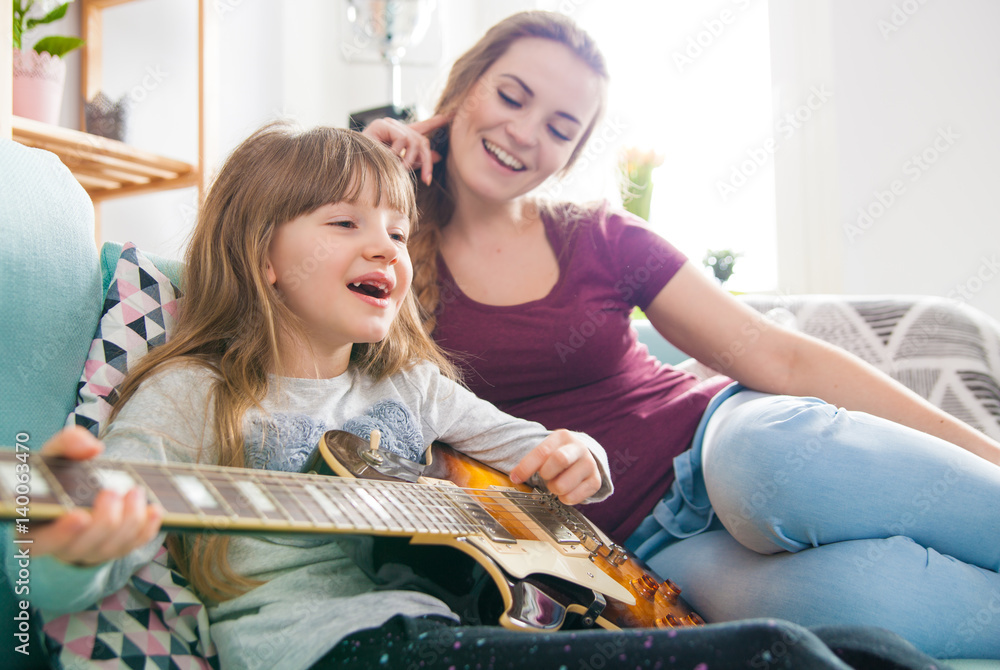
[0,141,102,449]
[0,141,103,669]
[68,243,181,435]
[100,241,184,295]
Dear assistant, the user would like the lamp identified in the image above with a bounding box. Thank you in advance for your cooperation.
[343,0,438,131]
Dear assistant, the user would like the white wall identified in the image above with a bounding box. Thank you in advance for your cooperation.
[771,0,1000,320]
[85,0,519,261]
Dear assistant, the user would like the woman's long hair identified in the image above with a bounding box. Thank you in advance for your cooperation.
[108,123,454,601]
[410,10,610,332]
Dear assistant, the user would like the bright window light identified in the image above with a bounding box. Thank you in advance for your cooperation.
[567,0,778,293]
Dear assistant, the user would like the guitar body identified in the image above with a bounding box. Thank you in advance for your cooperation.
[316,431,704,632]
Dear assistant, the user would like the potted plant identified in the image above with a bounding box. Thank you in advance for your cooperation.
[703,248,743,285]
[12,0,85,125]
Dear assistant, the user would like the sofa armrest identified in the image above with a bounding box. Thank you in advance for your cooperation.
[634,294,1000,440]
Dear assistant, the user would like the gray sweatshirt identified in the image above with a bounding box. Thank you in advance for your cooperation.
[19,361,612,670]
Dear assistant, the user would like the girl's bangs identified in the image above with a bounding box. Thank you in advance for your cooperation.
[306,132,417,222]
[342,152,417,221]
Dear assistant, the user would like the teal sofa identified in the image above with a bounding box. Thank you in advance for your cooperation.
[2,140,998,668]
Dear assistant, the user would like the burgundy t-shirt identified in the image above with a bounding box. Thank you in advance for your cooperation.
[433,203,732,541]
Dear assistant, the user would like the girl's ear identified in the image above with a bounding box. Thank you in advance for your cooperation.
[265,260,277,286]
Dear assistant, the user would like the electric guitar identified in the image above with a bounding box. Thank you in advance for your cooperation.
[0,430,704,632]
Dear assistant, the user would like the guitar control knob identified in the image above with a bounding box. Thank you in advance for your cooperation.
[659,579,681,596]
[654,578,682,604]
[685,612,706,626]
[630,574,659,600]
[654,613,682,628]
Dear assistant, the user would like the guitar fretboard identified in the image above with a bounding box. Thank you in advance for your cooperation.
[0,451,575,544]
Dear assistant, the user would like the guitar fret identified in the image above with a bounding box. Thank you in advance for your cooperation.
[309,483,355,528]
[259,473,318,524]
[146,466,204,514]
[295,479,343,527]
[142,469,201,516]
[43,459,110,509]
[408,487,459,532]
[411,486,471,534]
[201,471,266,522]
[353,483,402,532]
[368,482,423,533]
[304,483,353,528]
[186,470,235,517]
[122,463,166,511]
[24,458,70,508]
[325,479,381,530]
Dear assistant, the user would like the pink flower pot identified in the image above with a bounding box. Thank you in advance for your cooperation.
[12,48,67,125]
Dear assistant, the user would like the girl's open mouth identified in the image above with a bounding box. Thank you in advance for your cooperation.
[348,280,390,300]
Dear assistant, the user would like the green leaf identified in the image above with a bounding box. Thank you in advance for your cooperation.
[33,35,85,58]
[12,1,28,49]
[26,2,69,28]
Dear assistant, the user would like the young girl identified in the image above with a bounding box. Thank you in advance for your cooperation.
[21,124,944,670]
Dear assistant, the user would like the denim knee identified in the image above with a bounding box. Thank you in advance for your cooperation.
[702,395,841,553]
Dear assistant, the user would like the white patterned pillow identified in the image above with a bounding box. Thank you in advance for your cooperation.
[67,242,181,435]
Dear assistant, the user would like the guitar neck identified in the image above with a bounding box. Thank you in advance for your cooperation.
[0,450,533,540]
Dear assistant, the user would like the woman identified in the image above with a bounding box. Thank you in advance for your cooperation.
[364,10,1000,659]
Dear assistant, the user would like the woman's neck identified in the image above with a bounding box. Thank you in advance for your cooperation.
[447,193,536,243]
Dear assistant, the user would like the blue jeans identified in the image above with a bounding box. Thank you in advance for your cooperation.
[627,387,1000,659]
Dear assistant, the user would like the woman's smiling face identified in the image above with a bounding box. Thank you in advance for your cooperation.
[446,37,604,205]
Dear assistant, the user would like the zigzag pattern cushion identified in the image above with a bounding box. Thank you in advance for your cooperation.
[40,546,218,669]
[740,295,1000,440]
[47,243,220,668]
[67,243,181,435]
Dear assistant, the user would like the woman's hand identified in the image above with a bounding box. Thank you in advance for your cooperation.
[362,114,451,185]
[509,429,603,505]
[26,427,163,567]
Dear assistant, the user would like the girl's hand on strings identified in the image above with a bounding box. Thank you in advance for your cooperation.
[363,114,452,186]
[26,427,163,567]
[509,429,604,505]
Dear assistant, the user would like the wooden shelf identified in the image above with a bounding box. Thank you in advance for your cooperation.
[12,115,199,200]
[3,0,216,239]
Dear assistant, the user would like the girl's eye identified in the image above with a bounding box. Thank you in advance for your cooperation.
[498,90,522,108]
[330,220,355,228]
[390,232,408,243]
[548,126,571,142]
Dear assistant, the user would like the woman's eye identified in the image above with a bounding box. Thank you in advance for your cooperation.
[498,91,522,108]
[549,126,571,142]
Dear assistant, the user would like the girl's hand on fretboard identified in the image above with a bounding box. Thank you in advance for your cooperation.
[26,427,163,567]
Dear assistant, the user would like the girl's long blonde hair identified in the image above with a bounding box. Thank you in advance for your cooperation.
[109,122,454,601]
[411,10,610,332]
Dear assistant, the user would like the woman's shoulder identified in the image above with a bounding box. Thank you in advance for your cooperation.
[540,199,653,236]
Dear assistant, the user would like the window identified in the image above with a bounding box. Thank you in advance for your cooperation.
[559,0,778,292]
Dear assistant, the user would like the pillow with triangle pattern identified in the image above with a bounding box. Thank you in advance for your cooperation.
[67,242,181,435]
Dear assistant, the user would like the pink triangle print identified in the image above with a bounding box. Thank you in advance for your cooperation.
[116,279,140,300]
[120,302,144,325]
